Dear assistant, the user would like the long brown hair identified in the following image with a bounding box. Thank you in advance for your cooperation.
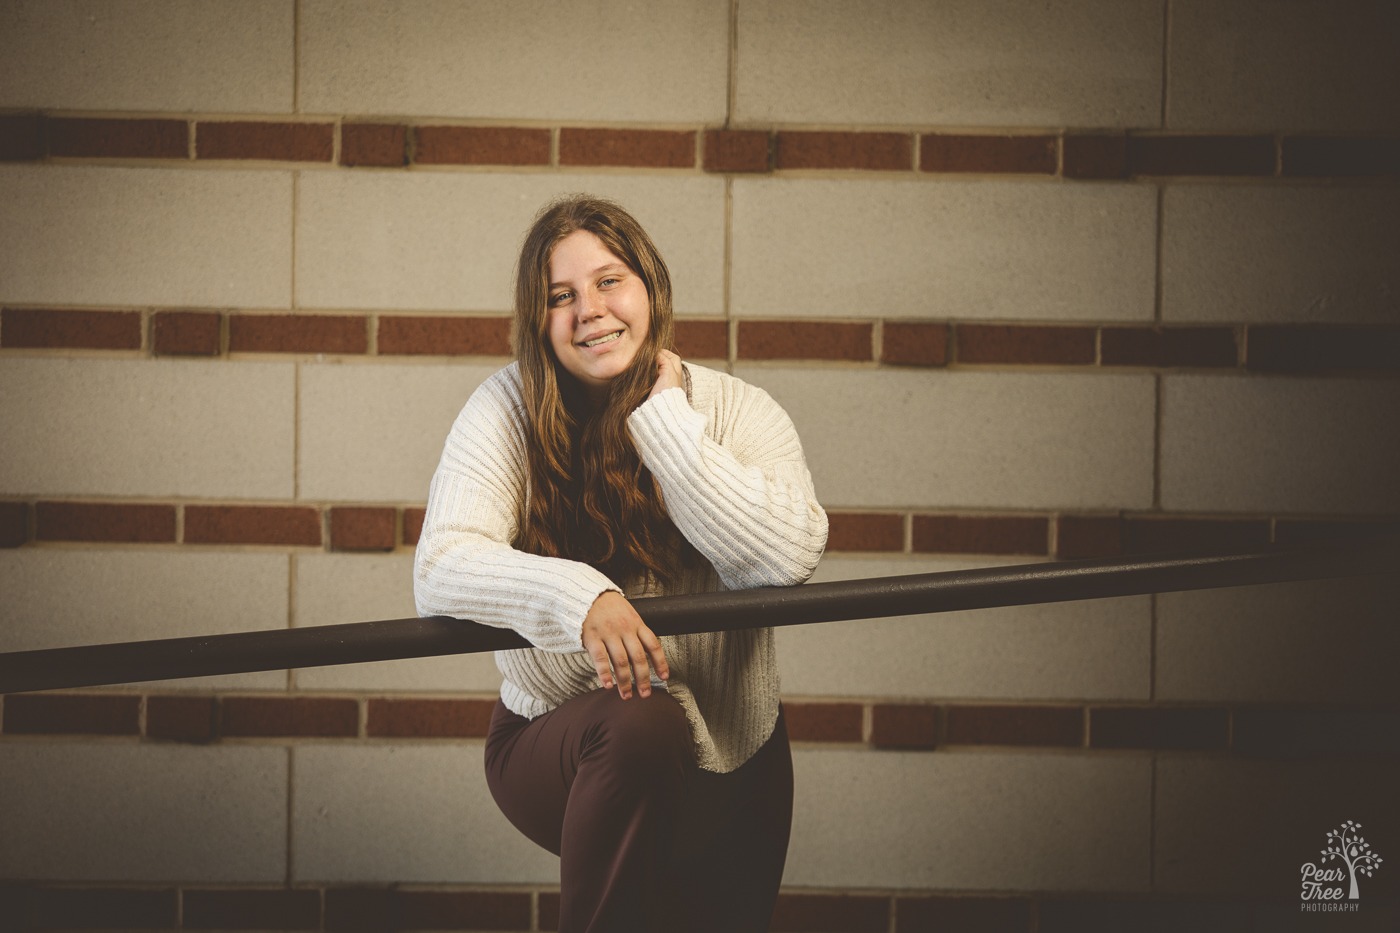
[511,194,691,587]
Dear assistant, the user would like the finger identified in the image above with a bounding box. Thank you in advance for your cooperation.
[607,638,635,698]
[638,625,669,682]
[624,635,654,697]
[586,639,615,690]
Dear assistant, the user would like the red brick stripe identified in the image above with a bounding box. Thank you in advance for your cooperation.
[395,891,531,930]
[183,889,321,931]
[770,893,890,933]
[415,125,551,166]
[10,114,1398,183]
[944,705,1083,747]
[920,134,1056,174]
[870,704,938,750]
[912,514,1049,556]
[895,896,1032,932]
[341,122,409,167]
[1231,708,1398,757]
[366,698,494,738]
[826,512,904,552]
[957,324,1096,365]
[2,694,141,736]
[1,307,141,350]
[776,131,913,171]
[196,121,333,162]
[229,314,368,354]
[1126,135,1276,176]
[537,892,561,931]
[5,690,1388,757]
[559,128,695,168]
[26,888,178,930]
[738,320,873,361]
[47,117,187,159]
[325,888,396,931]
[12,885,1320,933]
[1246,325,1400,373]
[783,702,864,743]
[1062,134,1128,179]
[146,695,217,743]
[702,129,772,173]
[1123,517,1271,556]
[0,112,44,161]
[881,322,950,367]
[152,310,222,356]
[0,501,28,548]
[377,315,511,356]
[329,507,397,552]
[220,696,359,738]
[402,507,427,546]
[35,501,176,543]
[674,319,729,360]
[1274,519,1400,547]
[1038,898,1239,931]
[329,889,532,933]
[1100,326,1239,368]
[1282,136,1400,177]
[2,310,1381,372]
[1055,514,1124,560]
[1090,707,1229,750]
[184,506,323,547]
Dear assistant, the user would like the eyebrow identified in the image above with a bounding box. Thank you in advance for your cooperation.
[548,262,629,290]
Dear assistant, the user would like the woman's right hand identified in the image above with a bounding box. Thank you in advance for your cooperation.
[581,591,669,699]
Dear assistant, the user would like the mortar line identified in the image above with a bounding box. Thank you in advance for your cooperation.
[1153,373,1163,511]
[724,176,735,375]
[293,359,302,502]
[1149,592,1158,705]
[1159,0,1171,129]
[291,171,300,311]
[292,0,301,115]
[287,552,298,691]
[286,744,296,887]
[726,0,739,126]
[1148,753,1159,893]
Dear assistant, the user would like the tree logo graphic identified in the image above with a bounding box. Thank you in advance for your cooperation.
[1300,820,1384,905]
[1322,821,1383,899]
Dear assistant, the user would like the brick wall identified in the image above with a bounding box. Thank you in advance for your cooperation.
[1,1,1397,930]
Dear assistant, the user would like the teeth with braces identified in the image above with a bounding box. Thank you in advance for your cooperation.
[583,331,622,348]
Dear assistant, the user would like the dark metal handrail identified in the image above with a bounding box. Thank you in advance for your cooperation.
[1,538,1395,694]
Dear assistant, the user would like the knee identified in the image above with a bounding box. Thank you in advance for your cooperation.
[582,693,693,782]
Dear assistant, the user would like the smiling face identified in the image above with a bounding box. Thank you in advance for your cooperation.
[546,229,652,397]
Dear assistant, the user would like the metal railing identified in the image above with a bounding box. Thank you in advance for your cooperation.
[1,537,1395,694]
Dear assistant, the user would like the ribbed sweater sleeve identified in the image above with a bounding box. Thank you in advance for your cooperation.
[626,376,828,591]
[413,368,620,653]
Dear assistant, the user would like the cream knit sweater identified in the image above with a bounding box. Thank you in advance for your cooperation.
[414,362,828,772]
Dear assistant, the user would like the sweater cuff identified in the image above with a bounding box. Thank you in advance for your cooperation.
[553,569,623,650]
[628,385,704,456]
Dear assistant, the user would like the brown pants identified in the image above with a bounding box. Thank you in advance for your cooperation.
[484,689,793,933]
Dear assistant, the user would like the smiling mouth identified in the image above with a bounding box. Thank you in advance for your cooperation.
[580,330,623,348]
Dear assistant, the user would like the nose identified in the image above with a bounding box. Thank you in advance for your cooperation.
[575,287,603,322]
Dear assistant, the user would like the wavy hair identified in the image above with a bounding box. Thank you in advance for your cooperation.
[511,194,692,587]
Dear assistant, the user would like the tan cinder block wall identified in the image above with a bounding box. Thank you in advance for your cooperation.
[2,1,1398,929]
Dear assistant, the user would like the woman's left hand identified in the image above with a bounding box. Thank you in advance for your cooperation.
[648,349,685,399]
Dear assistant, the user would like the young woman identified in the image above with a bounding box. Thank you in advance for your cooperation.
[414,195,827,932]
